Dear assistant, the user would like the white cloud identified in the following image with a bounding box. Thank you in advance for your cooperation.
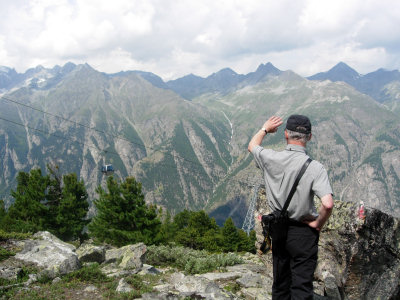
[0,0,399,79]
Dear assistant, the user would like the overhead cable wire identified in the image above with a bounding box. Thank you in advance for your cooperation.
[0,95,147,148]
[0,114,254,188]
[0,95,205,169]
[0,115,178,171]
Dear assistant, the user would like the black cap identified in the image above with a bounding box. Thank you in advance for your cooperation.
[286,115,311,134]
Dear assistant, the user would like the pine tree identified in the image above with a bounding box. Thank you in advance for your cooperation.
[172,209,191,230]
[155,209,175,244]
[200,228,223,252]
[88,176,161,247]
[46,165,63,231]
[237,229,256,253]
[0,200,6,226]
[55,173,89,241]
[174,210,219,250]
[221,217,240,252]
[188,210,218,235]
[6,169,49,232]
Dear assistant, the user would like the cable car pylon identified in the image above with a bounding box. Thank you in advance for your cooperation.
[242,179,263,235]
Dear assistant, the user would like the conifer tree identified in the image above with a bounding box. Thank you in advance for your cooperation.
[200,228,223,252]
[89,176,161,247]
[175,210,219,250]
[221,217,241,252]
[188,210,218,234]
[237,229,256,253]
[56,173,89,241]
[0,200,6,226]
[172,209,191,231]
[5,169,49,232]
[156,209,175,244]
[46,165,63,231]
[4,167,89,239]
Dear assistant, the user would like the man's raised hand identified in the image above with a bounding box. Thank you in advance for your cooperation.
[263,116,283,133]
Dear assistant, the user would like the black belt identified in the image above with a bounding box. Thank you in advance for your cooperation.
[288,219,310,227]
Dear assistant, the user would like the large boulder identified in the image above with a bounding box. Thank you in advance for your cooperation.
[317,200,400,300]
[254,187,400,299]
[14,231,80,278]
[101,242,146,277]
[76,243,106,264]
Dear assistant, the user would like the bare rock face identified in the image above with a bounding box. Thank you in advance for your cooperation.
[318,201,400,300]
[76,242,106,264]
[254,187,400,299]
[14,231,80,278]
[101,243,147,277]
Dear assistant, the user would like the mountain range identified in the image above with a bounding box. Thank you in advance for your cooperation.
[0,61,399,225]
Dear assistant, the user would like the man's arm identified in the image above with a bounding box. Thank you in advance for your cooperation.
[248,116,283,152]
[305,194,334,231]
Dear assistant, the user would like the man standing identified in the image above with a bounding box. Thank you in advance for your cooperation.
[248,115,334,300]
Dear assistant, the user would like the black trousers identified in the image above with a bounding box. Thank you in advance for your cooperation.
[271,221,319,300]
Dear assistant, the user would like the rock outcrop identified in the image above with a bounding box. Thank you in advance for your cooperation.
[76,241,106,264]
[101,243,147,277]
[14,231,81,278]
[254,187,400,300]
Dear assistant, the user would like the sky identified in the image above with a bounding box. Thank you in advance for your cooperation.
[0,0,400,81]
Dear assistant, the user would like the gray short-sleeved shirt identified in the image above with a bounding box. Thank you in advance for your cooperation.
[252,144,333,221]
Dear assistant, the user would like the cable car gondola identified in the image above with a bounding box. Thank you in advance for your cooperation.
[101,164,114,176]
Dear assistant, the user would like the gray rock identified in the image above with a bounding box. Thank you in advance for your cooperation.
[138,264,161,275]
[170,272,232,299]
[84,284,98,292]
[0,266,22,281]
[153,284,171,292]
[101,263,138,277]
[52,277,61,284]
[226,263,266,275]
[14,231,80,278]
[105,243,146,271]
[141,292,180,300]
[33,231,76,252]
[236,272,262,288]
[25,274,38,286]
[76,243,105,264]
[116,278,133,293]
[199,271,241,281]
[323,271,341,300]
[241,287,272,300]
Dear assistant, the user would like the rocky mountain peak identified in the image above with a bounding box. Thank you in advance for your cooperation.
[0,66,15,74]
[255,62,280,74]
[209,68,237,78]
[308,62,360,83]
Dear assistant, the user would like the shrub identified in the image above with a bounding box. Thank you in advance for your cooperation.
[0,229,32,240]
[0,247,15,262]
[146,244,243,274]
[125,274,154,295]
[62,263,109,283]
